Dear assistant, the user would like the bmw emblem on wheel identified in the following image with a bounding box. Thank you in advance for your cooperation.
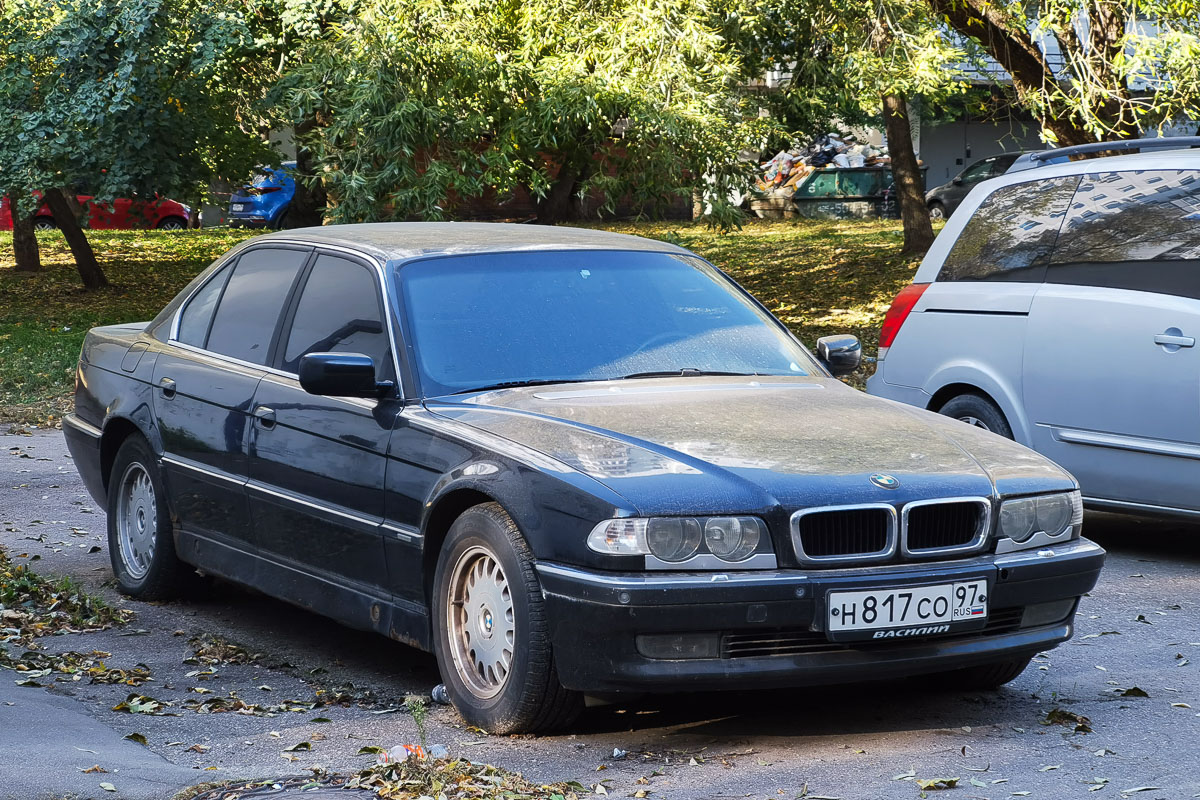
[870,473,900,490]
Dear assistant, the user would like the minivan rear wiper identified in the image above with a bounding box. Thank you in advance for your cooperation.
[617,369,760,379]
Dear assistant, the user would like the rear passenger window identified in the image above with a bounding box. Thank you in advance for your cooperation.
[1047,171,1200,296]
[281,254,391,378]
[938,176,1079,282]
[177,264,231,347]
[206,248,308,364]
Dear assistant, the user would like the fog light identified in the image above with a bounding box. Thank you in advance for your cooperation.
[1020,599,1076,628]
[635,633,721,660]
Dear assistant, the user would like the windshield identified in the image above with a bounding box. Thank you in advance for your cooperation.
[396,250,821,396]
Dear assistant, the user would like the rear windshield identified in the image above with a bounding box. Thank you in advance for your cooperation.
[396,250,820,396]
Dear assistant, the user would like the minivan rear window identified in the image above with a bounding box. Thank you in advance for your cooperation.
[1044,170,1200,299]
[937,176,1079,283]
[1052,170,1200,262]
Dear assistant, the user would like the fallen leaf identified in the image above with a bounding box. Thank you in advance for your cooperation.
[284,741,311,752]
[1121,788,1160,794]
[1039,765,1061,771]
[123,733,148,746]
[915,777,959,790]
[185,744,209,753]
[1119,687,1149,698]
[99,783,116,792]
[1044,707,1092,733]
[80,765,107,773]
[1171,703,1192,709]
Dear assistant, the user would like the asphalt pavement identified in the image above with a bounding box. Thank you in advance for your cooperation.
[2,427,1198,800]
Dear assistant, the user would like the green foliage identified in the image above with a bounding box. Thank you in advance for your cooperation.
[0,221,920,422]
[277,0,773,228]
[931,0,1200,143]
[729,0,966,144]
[0,0,274,213]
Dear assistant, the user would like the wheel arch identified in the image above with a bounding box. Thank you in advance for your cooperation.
[922,365,1031,446]
[421,486,499,608]
[99,415,162,493]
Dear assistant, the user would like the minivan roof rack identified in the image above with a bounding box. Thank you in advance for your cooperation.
[1008,136,1200,172]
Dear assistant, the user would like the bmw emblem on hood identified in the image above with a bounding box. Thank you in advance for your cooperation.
[870,473,900,490]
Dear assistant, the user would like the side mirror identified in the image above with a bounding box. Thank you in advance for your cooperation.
[298,352,394,398]
[951,177,964,186]
[816,335,862,376]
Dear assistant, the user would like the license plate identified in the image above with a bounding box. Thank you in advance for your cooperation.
[827,580,988,639]
[232,203,245,212]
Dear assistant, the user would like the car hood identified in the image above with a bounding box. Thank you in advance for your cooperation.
[426,376,1074,515]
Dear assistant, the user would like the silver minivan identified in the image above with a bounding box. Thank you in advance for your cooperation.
[867,145,1200,519]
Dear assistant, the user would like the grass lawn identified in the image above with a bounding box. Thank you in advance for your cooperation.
[0,219,922,425]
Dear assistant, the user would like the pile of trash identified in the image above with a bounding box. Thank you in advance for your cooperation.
[756,133,889,195]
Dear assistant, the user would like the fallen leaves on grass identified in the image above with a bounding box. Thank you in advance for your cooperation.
[348,758,585,799]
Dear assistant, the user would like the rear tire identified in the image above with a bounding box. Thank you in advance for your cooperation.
[33,217,57,230]
[938,393,1013,439]
[431,502,582,734]
[106,435,189,600]
[939,655,1034,689]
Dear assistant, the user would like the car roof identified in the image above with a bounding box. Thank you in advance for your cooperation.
[249,222,691,263]
[1007,146,1200,175]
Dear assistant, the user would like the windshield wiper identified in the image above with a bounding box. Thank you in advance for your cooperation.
[617,369,760,380]
[450,378,590,395]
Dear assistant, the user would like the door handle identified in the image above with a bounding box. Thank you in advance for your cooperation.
[1154,328,1195,351]
[253,405,276,429]
[158,377,177,399]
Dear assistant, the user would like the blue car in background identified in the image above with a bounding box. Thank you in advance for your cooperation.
[228,161,296,228]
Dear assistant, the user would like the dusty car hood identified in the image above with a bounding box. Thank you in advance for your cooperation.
[426,377,1074,515]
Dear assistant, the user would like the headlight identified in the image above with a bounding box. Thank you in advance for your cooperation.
[996,491,1082,553]
[588,516,772,568]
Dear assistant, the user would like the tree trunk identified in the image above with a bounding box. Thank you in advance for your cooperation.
[287,117,328,228]
[923,0,1136,144]
[534,162,583,225]
[882,94,934,257]
[10,202,42,272]
[43,188,108,289]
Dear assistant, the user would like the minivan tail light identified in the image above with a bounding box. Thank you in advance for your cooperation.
[878,283,929,359]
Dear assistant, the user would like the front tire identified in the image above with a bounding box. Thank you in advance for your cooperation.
[938,393,1013,439]
[927,201,946,221]
[33,217,57,230]
[106,435,188,600]
[156,216,187,231]
[431,503,582,734]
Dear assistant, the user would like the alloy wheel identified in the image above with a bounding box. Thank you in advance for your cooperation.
[116,462,157,579]
[446,545,515,699]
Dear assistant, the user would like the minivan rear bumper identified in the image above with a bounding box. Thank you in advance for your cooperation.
[865,370,930,407]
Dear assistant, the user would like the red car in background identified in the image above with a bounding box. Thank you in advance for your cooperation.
[0,194,191,231]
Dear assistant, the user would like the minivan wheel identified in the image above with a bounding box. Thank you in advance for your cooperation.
[938,393,1013,439]
[106,435,189,600]
[432,502,582,734]
[928,202,946,221]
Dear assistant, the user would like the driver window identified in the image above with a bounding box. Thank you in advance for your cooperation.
[281,254,392,379]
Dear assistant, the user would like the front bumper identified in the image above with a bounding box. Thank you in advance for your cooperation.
[62,413,106,505]
[538,538,1104,693]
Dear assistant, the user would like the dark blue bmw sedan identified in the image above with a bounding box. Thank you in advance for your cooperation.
[62,223,1104,733]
